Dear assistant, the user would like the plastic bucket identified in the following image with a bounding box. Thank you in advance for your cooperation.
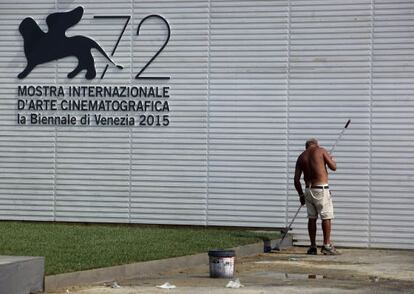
[208,250,235,278]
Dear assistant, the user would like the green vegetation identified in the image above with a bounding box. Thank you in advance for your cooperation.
[0,221,276,275]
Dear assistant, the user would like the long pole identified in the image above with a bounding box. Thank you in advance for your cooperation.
[274,204,303,251]
[330,119,351,154]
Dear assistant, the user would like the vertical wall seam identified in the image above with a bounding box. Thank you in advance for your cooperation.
[53,0,58,221]
[285,0,292,228]
[53,113,57,221]
[206,0,211,227]
[128,127,132,223]
[368,0,375,248]
[128,0,134,223]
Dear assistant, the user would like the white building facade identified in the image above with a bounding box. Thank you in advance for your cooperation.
[0,0,413,249]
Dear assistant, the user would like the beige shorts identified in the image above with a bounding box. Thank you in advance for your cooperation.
[304,186,334,220]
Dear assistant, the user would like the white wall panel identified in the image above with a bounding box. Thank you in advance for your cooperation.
[370,0,414,249]
[56,1,132,223]
[54,130,131,222]
[130,0,208,225]
[207,0,288,227]
[0,0,413,249]
[288,0,371,247]
[0,0,56,221]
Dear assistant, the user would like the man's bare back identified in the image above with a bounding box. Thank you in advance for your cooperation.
[294,141,336,196]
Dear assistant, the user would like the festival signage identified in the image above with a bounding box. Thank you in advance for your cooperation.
[16,6,171,127]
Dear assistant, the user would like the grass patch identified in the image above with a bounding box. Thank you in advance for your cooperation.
[0,221,277,275]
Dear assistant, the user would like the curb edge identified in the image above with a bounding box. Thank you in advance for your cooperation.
[45,235,293,292]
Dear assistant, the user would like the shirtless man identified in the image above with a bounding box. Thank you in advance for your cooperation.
[294,138,340,255]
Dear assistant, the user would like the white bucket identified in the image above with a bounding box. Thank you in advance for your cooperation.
[208,250,235,278]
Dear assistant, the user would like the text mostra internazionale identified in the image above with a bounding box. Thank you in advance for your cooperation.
[18,85,170,98]
[17,85,170,112]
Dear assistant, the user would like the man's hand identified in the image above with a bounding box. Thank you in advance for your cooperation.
[299,195,306,206]
[324,149,337,171]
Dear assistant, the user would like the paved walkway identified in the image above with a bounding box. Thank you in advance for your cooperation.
[49,247,414,294]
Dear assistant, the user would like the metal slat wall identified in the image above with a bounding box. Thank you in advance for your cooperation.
[287,0,414,249]
[54,1,132,223]
[288,0,372,247]
[371,0,414,249]
[130,0,208,225]
[0,0,56,221]
[207,0,288,227]
[0,0,209,224]
[0,0,413,249]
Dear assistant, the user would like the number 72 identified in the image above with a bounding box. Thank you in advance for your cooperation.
[93,14,170,80]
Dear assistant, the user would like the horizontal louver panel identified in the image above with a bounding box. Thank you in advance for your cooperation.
[0,0,412,249]
[288,0,371,248]
[370,0,414,249]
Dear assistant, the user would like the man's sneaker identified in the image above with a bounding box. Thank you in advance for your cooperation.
[307,246,317,255]
[321,244,340,255]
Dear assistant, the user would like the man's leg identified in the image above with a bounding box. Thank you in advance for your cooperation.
[321,218,340,255]
[308,218,317,247]
[322,219,331,245]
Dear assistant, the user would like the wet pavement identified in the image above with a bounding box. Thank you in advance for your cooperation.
[49,247,414,294]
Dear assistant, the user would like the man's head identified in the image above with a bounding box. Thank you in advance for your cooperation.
[305,138,319,149]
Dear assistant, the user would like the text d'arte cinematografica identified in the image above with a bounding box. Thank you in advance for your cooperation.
[16,85,170,127]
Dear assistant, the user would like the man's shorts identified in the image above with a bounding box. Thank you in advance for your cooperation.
[304,185,334,220]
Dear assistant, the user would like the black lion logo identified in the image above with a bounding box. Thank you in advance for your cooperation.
[18,6,122,80]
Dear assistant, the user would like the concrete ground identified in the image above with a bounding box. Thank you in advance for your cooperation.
[49,247,414,294]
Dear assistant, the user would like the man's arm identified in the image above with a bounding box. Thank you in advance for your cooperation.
[323,149,337,171]
[294,158,306,205]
